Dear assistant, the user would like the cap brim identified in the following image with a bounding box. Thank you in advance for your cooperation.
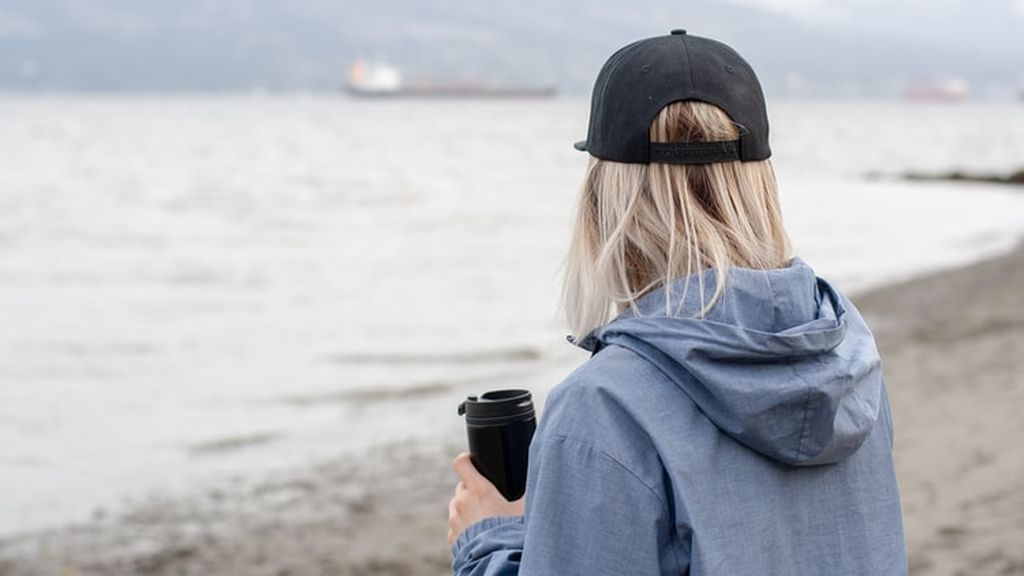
[573,140,588,151]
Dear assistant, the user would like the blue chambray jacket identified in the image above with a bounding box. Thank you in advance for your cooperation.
[451,258,907,575]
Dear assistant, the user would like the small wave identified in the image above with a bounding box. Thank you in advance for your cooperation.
[280,381,453,407]
[323,346,542,366]
[41,341,160,357]
[188,431,283,455]
[279,369,533,407]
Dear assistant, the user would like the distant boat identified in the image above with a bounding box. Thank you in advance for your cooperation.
[902,78,970,102]
[344,60,556,99]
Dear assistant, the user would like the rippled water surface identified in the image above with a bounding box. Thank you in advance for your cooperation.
[1,95,1022,534]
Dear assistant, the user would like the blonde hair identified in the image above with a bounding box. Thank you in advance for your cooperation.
[560,100,793,341]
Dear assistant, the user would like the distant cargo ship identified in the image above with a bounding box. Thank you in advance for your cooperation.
[902,78,970,102]
[344,60,556,98]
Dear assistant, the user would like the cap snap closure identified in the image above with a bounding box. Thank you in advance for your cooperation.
[670,29,687,35]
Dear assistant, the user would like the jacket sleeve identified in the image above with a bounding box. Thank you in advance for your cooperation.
[452,432,685,576]
[451,515,525,576]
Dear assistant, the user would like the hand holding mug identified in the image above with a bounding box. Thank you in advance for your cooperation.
[447,452,525,546]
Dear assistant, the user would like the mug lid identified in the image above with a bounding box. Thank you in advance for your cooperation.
[458,389,535,424]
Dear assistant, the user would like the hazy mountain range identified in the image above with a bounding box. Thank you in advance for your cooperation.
[0,0,1021,97]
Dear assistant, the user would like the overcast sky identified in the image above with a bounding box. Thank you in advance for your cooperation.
[0,0,1020,96]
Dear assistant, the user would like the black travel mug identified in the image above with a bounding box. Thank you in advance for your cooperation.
[457,389,536,501]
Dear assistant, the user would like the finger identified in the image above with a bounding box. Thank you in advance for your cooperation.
[451,452,486,488]
[447,498,462,546]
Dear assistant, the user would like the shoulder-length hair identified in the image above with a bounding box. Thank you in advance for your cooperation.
[560,100,794,341]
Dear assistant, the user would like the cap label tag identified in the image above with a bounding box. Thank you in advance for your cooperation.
[650,140,741,164]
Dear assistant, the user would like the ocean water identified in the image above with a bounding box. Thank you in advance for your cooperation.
[1,95,1022,536]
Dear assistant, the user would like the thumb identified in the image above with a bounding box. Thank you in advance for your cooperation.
[452,452,488,489]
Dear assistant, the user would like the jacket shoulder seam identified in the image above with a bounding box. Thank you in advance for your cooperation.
[543,432,669,514]
[541,433,688,573]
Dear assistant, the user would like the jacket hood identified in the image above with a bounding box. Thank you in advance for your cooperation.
[571,257,883,466]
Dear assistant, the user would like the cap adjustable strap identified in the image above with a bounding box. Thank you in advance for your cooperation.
[650,140,740,164]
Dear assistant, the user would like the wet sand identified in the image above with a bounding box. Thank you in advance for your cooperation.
[2,246,1023,575]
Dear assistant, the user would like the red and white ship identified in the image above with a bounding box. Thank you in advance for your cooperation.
[902,78,970,102]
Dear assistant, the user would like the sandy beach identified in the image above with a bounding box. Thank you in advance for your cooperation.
[2,245,1022,576]
[856,244,1024,575]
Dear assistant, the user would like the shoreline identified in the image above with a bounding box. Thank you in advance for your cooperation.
[2,244,1023,575]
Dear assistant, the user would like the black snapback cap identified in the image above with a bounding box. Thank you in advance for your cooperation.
[574,29,771,165]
